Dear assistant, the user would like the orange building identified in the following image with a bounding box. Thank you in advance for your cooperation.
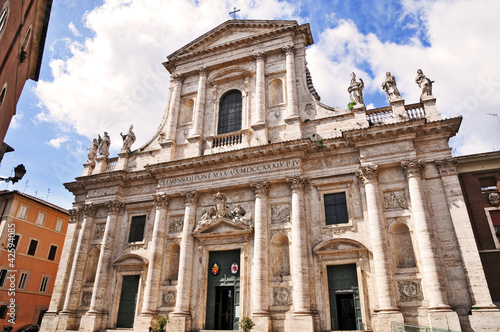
[0,190,68,330]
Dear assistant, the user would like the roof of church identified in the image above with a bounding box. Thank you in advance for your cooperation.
[166,19,313,62]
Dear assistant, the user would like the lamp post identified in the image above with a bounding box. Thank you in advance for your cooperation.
[0,164,26,184]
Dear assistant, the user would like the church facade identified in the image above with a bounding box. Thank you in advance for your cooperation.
[41,20,500,332]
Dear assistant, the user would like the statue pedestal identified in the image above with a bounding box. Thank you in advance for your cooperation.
[390,98,408,122]
[94,156,109,173]
[81,161,95,176]
[115,151,129,171]
[250,122,268,147]
[353,104,369,128]
[421,96,441,121]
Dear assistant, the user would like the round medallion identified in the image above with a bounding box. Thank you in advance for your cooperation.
[231,262,239,275]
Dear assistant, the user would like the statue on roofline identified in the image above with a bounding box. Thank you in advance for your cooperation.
[120,125,136,153]
[98,132,111,158]
[87,138,99,163]
[381,72,402,101]
[415,69,434,99]
[348,72,364,105]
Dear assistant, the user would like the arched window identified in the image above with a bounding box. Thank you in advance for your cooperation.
[218,90,242,135]
[391,223,416,268]
[269,79,283,105]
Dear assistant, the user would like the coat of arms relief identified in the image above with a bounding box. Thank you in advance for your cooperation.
[195,192,251,231]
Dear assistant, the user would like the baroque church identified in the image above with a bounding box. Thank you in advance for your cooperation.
[40,20,500,332]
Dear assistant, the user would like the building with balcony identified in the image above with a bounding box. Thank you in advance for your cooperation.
[41,20,500,332]
[0,190,68,329]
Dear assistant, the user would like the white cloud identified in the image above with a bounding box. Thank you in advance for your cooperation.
[307,0,500,155]
[35,0,298,153]
[68,22,81,37]
[46,136,69,149]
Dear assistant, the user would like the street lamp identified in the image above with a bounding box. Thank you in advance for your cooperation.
[0,164,26,184]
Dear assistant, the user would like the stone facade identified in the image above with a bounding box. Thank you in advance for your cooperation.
[41,20,500,332]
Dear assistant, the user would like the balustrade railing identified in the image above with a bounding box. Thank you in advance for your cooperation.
[212,132,243,148]
[105,157,118,171]
[405,103,426,119]
[366,106,393,124]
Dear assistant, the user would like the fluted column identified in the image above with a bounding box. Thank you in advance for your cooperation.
[62,203,96,313]
[284,46,298,118]
[401,160,449,309]
[87,201,123,313]
[174,191,199,315]
[191,68,207,138]
[142,193,170,314]
[250,181,270,315]
[286,177,311,314]
[253,53,266,126]
[165,74,183,143]
[356,166,397,311]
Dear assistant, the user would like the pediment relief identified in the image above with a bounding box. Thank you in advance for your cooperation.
[209,68,252,85]
[112,253,147,267]
[167,20,312,61]
[314,239,366,256]
[194,217,252,236]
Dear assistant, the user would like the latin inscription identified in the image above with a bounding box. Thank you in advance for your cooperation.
[158,159,300,187]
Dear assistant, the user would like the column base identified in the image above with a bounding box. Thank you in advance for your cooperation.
[428,309,461,331]
[167,313,191,332]
[135,313,156,331]
[467,307,500,331]
[55,312,79,331]
[284,313,314,332]
[39,312,58,332]
[251,314,272,332]
[79,311,106,332]
[374,310,404,332]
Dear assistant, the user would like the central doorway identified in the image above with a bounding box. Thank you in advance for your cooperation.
[206,249,240,330]
[116,274,140,328]
[327,264,362,330]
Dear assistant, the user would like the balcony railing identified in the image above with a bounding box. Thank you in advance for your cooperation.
[105,157,118,171]
[212,131,243,148]
[405,103,426,119]
[366,106,393,124]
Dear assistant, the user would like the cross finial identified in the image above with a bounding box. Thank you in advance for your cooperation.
[229,7,241,20]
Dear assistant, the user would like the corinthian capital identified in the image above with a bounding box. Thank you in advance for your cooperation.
[106,200,124,215]
[253,52,266,61]
[83,203,96,218]
[286,177,307,192]
[172,73,184,84]
[401,159,425,178]
[198,67,207,77]
[434,158,458,176]
[251,181,270,196]
[182,191,199,205]
[282,45,294,56]
[154,192,170,209]
[356,165,379,185]
[69,208,80,222]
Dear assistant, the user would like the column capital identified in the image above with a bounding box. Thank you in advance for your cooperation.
[253,52,266,61]
[172,73,184,84]
[198,67,207,77]
[401,159,425,178]
[69,207,81,222]
[251,181,270,196]
[286,176,307,192]
[182,191,199,205]
[83,203,96,218]
[106,200,124,215]
[153,192,170,209]
[282,45,294,55]
[434,158,458,176]
[356,165,379,184]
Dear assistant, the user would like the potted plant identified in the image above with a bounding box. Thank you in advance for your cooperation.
[238,317,255,332]
[155,315,169,332]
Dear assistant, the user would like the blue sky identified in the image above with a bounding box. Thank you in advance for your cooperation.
[2,0,500,209]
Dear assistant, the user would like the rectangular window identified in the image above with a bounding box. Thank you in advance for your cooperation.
[27,239,38,256]
[17,204,28,220]
[55,218,64,232]
[0,269,7,287]
[36,212,46,226]
[324,192,349,225]
[18,272,29,289]
[47,245,57,261]
[128,215,146,242]
[39,276,50,293]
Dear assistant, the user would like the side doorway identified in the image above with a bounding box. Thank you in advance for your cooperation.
[327,264,362,330]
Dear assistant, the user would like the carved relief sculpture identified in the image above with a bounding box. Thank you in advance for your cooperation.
[397,280,423,301]
[348,72,364,105]
[489,192,500,206]
[163,290,176,306]
[93,224,106,239]
[169,216,184,233]
[81,292,93,307]
[381,72,402,101]
[384,190,407,210]
[195,192,251,230]
[271,204,290,224]
[273,287,293,305]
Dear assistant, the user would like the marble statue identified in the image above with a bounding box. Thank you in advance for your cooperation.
[98,132,111,158]
[120,125,136,153]
[87,138,99,163]
[381,72,401,101]
[415,69,434,98]
[347,72,364,105]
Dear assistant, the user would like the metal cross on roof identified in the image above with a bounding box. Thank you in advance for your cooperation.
[229,7,241,19]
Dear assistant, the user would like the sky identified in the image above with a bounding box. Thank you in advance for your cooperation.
[1,0,500,209]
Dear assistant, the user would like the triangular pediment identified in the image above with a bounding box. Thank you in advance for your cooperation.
[194,217,252,235]
[167,19,313,61]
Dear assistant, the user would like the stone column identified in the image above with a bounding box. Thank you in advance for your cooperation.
[250,181,271,331]
[401,160,450,309]
[81,201,123,331]
[60,204,95,326]
[356,166,398,312]
[141,193,170,315]
[40,208,81,332]
[284,46,298,119]
[164,74,183,144]
[286,177,311,313]
[170,191,198,331]
[253,53,266,127]
[191,68,207,138]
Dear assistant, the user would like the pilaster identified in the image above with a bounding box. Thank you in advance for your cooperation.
[163,73,183,156]
[189,67,207,146]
